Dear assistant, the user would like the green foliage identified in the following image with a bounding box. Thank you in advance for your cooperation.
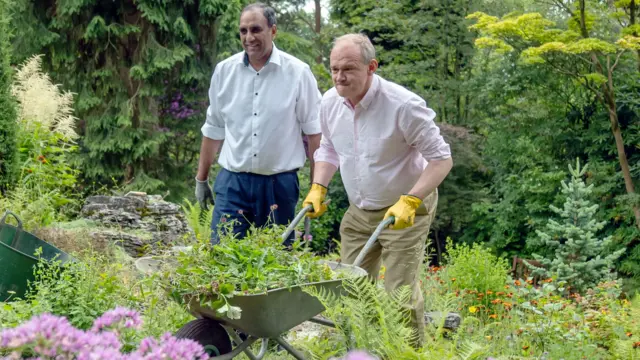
[526,159,626,294]
[157,223,351,319]
[0,248,194,350]
[0,54,82,230]
[304,276,424,359]
[0,0,19,194]
[10,0,244,201]
[443,239,511,299]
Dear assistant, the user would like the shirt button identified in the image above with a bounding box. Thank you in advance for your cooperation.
[254,133,257,136]
[254,113,257,116]
[254,154,257,157]
[256,73,259,76]
[255,92,258,95]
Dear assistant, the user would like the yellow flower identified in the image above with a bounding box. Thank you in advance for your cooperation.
[469,306,478,313]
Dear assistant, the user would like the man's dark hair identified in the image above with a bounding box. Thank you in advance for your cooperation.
[241,3,277,27]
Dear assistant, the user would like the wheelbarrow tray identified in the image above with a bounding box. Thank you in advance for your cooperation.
[184,260,365,338]
[136,256,366,339]
[0,218,74,302]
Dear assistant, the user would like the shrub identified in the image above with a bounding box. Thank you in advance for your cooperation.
[0,54,82,230]
[0,0,19,193]
[443,238,511,295]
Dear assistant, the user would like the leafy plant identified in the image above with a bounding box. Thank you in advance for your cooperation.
[157,223,353,320]
[304,276,423,359]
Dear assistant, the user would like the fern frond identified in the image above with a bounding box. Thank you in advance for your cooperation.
[457,340,489,360]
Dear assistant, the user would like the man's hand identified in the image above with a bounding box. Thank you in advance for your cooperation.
[384,194,423,230]
[195,177,215,210]
[303,183,328,218]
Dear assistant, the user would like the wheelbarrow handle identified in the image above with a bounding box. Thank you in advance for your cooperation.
[280,199,332,242]
[352,215,395,268]
[0,211,23,230]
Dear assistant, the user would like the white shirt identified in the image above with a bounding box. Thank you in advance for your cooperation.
[201,44,322,175]
[314,74,452,210]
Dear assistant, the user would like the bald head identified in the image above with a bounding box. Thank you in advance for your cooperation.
[333,33,376,65]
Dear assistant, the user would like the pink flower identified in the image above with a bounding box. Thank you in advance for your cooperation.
[270,204,278,211]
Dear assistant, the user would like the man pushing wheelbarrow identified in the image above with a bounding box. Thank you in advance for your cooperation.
[302,33,453,347]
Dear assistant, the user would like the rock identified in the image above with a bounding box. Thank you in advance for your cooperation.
[80,193,195,257]
[424,311,461,331]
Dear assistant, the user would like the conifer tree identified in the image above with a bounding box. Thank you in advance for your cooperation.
[526,159,625,294]
[0,0,19,194]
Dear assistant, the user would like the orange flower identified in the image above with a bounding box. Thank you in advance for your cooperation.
[489,314,498,319]
[451,278,457,282]
[504,285,510,290]
[506,293,513,298]
[496,292,505,296]
[522,345,530,350]
[491,299,502,304]
[503,302,513,309]
[543,278,553,283]
[526,279,534,284]
[633,342,640,349]
[514,280,522,286]
[626,332,633,337]
[486,290,493,295]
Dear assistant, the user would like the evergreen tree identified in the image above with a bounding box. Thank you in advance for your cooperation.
[526,159,625,294]
[0,0,19,194]
[9,0,244,201]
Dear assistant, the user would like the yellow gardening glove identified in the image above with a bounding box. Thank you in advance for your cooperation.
[384,194,423,230]
[303,183,328,219]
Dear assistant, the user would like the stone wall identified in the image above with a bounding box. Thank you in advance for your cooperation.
[80,192,194,257]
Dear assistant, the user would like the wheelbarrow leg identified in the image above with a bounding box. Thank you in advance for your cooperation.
[225,329,269,360]
[274,337,306,360]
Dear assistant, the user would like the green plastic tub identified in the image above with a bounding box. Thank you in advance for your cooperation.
[0,211,73,302]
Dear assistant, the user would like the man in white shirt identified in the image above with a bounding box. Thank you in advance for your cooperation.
[302,33,453,346]
[195,2,322,246]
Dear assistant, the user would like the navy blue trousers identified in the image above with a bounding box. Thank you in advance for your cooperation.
[210,168,300,246]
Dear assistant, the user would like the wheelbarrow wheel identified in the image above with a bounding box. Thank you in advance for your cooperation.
[175,318,232,356]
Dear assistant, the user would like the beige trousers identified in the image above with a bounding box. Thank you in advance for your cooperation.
[339,190,438,346]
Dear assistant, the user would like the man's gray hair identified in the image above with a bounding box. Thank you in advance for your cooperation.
[242,2,277,27]
[334,33,376,64]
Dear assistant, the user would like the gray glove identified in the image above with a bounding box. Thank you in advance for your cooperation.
[195,177,215,210]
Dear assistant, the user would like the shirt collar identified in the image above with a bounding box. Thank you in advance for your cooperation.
[241,42,282,67]
[342,74,380,110]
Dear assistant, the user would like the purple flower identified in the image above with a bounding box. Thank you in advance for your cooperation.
[91,306,142,332]
[0,308,209,360]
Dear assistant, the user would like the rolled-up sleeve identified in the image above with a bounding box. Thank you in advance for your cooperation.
[201,64,225,140]
[399,97,451,161]
[312,104,340,168]
[295,65,322,135]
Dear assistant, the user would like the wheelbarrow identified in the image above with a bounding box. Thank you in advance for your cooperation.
[0,211,74,302]
[135,203,394,360]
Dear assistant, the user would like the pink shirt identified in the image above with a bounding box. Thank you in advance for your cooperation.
[314,74,451,210]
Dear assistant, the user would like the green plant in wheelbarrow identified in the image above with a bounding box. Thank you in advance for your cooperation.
[134,205,389,359]
[154,222,353,320]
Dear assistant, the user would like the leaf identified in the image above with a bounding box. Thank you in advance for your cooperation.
[616,35,640,50]
[219,283,234,295]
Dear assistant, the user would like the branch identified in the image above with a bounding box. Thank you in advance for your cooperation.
[611,50,625,72]
[543,57,605,102]
[295,11,316,34]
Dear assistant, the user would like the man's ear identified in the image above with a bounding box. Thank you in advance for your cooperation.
[271,25,277,39]
[368,59,379,74]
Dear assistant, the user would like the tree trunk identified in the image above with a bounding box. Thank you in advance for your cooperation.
[603,79,640,229]
[630,0,640,72]
[314,0,322,64]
